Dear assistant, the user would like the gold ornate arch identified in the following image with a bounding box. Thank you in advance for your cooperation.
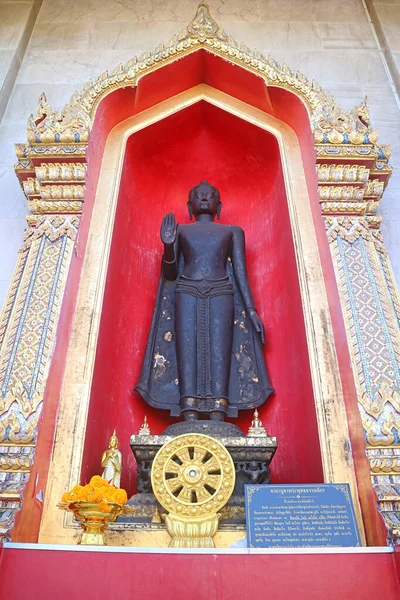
[15,2,391,223]
[38,83,363,546]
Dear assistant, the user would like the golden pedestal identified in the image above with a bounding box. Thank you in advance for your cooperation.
[165,514,219,548]
[58,502,133,545]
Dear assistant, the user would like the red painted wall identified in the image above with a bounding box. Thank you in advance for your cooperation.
[82,101,323,495]
[0,547,399,600]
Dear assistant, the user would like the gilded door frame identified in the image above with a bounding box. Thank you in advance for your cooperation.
[38,84,365,547]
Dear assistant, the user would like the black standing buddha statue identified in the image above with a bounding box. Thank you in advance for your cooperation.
[135,181,273,421]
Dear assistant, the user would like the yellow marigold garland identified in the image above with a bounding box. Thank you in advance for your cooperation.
[62,475,128,513]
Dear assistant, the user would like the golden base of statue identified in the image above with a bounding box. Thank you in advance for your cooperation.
[165,514,219,548]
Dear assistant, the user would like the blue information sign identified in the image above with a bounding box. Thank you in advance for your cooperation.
[245,484,361,548]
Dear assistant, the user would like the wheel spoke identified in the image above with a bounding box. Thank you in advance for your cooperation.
[166,478,183,494]
[177,485,193,502]
[196,486,212,502]
[165,460,180,474]
[175,447,191,463]
[206,474,221,489]
[204,456,220,473]
[192,446,208,463]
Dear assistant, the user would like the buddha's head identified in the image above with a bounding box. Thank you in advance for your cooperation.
[109,430,118,449]
[188,181,222,220]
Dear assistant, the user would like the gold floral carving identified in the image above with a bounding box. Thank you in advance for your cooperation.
[325,216,375,244]
[371,163,392,178]
[0,217,77,391]
[0,218,78,382]
[367,447,400,475]
[317,164,370,184]
[314,97,378,145]
[39,185,85,201]
[0,456,32,473]
[317,160,385,216]
[21,168,86,215]
[22,178,41,197]
[35,163,87,183]
[15,4,378,149]
[0,501,21,539]
[365,216,382,230]
[361,385,400,447]
[27,92,90,145]
[0,381,43,424]
[364,179,385,199]
[0,414,39,446]
[316,145,377,159]
[321,201,379,216]
[28,200,83,215]
[318,186,365,202]
[181,1,225,42]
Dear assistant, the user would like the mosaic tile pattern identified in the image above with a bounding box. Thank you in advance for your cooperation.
[327,216,400,542]
[0,215,78,540]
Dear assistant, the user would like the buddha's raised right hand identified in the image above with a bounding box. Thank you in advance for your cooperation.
[160,212,177,246]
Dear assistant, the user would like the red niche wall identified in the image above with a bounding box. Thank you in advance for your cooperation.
[81,100,323,495]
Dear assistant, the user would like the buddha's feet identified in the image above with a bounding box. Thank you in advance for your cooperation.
[183,410,199,422]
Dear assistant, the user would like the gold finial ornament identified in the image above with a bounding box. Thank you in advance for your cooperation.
[151,433,235,547]
[138,415,151,435]
[180,1,227,42]
[248,409,268,437]
[101,429,122,487]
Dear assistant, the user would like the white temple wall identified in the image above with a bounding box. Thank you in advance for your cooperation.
[0,0,400,307]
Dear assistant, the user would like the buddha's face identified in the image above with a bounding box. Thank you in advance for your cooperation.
[189,182,220,218]
[109,436,118,449]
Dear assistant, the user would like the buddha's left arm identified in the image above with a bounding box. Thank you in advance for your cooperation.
[231,227,265,344]
[231,226,256,311]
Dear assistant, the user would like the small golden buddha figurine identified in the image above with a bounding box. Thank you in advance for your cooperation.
[247,409,267,437]
[101,430,122,488]
[138,415,151,435]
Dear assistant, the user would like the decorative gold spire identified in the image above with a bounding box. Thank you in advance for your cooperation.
[138,415,151,435]
[247,409,267,437]
[179,2,227,42]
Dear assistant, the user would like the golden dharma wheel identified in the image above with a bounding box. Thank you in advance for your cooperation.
[151,433,235,519]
